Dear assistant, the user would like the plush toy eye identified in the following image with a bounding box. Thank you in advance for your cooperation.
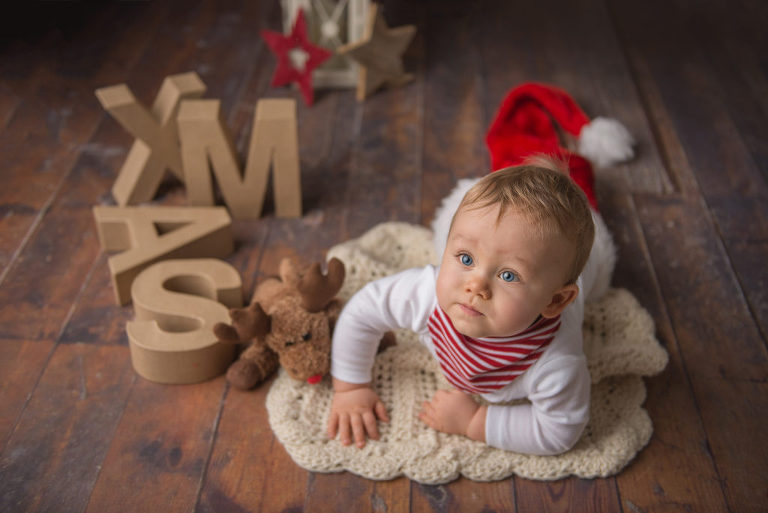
[285,340,295,347]
[302,332,311,341]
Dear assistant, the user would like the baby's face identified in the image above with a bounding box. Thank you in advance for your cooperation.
[436,204,574,339]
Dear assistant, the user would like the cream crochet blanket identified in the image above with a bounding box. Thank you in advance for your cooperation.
[266,222,668,484]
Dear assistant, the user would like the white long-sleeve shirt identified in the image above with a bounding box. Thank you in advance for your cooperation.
[331,257,597,455]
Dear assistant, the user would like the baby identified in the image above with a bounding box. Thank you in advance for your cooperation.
[327,159,609,455]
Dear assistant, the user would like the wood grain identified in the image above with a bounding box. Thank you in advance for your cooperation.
[635,194,768,513]
[0,344,135,513]
[0,2,169,276]
[420,2,487,226]
[602,192,730,512]
[84,376,227,513]
[0,339,55,447]
[412,479,516,513]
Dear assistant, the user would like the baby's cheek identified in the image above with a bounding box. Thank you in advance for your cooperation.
[435,270,451,307]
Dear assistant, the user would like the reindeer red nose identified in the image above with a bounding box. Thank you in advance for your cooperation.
[307,374,323,385]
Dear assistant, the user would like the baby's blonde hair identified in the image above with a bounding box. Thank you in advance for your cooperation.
[457,156,595,284]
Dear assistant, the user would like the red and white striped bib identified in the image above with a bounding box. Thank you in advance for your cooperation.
[427,306,561,394]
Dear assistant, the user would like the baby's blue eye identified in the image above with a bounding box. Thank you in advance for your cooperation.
[459,254,473,266]
[500,271,517,282]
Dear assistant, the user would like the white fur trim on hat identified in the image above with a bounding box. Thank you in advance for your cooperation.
[430,178,481,259]
[578,117,635,169]
[584,211,617,302]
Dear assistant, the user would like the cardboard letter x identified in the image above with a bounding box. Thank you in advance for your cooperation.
[95,72,206,206]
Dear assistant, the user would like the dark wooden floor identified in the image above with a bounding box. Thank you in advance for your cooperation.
[1,0,767,511]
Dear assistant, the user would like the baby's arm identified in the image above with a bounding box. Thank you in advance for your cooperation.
[486,356,590,455]
[419,356,589,453]
[328,267,436,448]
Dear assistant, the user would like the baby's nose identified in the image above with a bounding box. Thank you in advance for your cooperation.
[465,274,491,298]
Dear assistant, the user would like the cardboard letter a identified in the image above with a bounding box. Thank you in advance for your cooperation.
[92,206,234,305]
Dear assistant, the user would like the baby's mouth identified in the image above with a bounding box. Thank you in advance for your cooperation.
[458,303,483,317]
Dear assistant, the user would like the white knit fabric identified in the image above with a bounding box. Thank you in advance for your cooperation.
[266,222,668,484]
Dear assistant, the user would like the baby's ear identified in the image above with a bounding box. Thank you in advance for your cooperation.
[542,284,579,318]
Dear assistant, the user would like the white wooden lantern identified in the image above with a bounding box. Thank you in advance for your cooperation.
[280,0,370,88]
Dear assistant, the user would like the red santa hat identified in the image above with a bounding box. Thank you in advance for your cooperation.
[485,82,635,210]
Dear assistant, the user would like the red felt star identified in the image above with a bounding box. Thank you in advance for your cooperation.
[261,9,332,106]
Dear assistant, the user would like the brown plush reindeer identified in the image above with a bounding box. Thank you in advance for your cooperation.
[214,257,345,390]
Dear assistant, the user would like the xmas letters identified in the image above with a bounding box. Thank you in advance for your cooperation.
[94,72,303,383]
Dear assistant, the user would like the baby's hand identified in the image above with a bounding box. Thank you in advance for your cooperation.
[327,378,389,448]
[419,389,487,441]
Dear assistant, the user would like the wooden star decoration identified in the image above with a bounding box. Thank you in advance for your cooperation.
[262,9,333,106]
[336,3,416,101]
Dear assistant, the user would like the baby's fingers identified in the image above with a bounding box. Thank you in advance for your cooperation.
[362,411,380,441]
[374,400,389,423]
[327,411,339,439]
[350,413,367,448]
[338,413,352,446]
[419,401,438,430]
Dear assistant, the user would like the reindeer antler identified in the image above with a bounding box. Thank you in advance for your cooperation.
[213,302,271,343]
[297,257,345,312]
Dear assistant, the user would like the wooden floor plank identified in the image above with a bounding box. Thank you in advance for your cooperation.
[0,208,37,280]
[419,1,487,226]
[58,254,133,346]
[306,474,410,513]
[604,192,730,513]
[0,343,135,513]
[667,0,768,185]
[370,479,412,513]
[0,205,103,341]
[616,59,768,375]
[0,83,22,131]
[609,0,768,343]
[635,194,768,512]
[613,49,700,198]
[341,62,425,236]
[195,379,310,513]
[411,480,516,513]
[0,2,170,278]
[84,376,227,513]
[543,0,673,196]
[516,478,622,513]
[0,339,55,449]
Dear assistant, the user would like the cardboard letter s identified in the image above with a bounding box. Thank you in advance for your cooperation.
[127,258,242,384]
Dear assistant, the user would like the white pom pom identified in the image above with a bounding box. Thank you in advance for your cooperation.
[430,178,481,259]
[584,211,617,302]
[578,117,635,169]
